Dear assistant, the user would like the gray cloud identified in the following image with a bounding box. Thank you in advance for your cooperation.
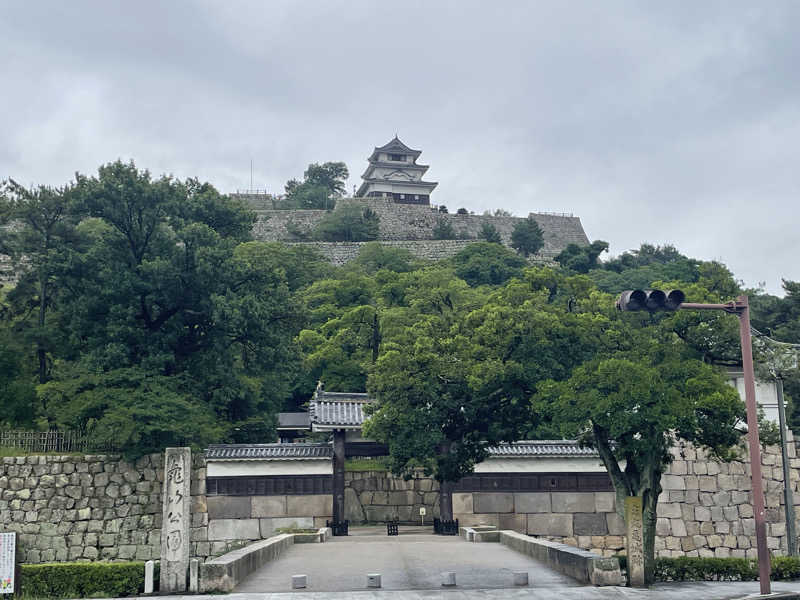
[2,1,798,293]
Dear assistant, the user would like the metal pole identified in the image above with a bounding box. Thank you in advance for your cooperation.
[737,295,771,594]
[777,377,797,555]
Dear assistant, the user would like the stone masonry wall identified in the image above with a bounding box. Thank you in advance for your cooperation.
[344,471,440,524]
[454,437,800,559]
[251,197,590,259]
[0,453,211,564]
[286,240,553,266]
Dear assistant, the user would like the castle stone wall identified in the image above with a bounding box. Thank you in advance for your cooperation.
[0,453,219,564]
[454,438,800,559]
[252,197,590,259]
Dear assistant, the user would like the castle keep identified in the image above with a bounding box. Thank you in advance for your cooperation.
[242,136,592,264]
[356,136,437,204]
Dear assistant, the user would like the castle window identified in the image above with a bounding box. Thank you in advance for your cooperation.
[399,194,405,199]
[389,154,405,162]
[414,195,419,200]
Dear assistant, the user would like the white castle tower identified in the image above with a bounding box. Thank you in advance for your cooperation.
[356,136,438,205]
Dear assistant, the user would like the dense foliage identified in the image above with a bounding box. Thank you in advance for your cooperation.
[313,205,380,242]
[21,562,147,597]
[2,162,799,581]
[281,161,348,210]
[616,555,800,583]
[510,215,544,256]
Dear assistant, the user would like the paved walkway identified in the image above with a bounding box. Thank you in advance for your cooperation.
[235,528,579,593]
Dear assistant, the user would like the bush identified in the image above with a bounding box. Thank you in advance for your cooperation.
[451,242,525,287]
[479,222,502,244]
[432,218,456,240]
[313,205,380,242]
[21,562,145,598]
[510,216,544,257]
[456,208,469,215]
[615,555,800,583]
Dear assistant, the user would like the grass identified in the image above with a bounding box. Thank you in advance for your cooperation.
[345,457,389,472]
[0,448,83,458]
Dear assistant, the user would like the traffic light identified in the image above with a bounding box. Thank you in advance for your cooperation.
[616,289,685,311]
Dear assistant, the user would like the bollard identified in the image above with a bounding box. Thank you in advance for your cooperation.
[367,573,382,588]
[144,560,154,594]
[513,571,529,586]
[189,558,199,593]
[292,574,307,589]
[442,571,456,587]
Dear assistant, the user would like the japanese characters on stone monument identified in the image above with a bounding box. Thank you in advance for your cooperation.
[160,447,191,593]
[625,496,645,587]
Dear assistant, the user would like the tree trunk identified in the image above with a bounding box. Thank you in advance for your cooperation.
[641,477,661,586]
[37,277,47,384]
[439,480,454,520]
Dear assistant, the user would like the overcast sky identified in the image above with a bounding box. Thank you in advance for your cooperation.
[2,1,798,294]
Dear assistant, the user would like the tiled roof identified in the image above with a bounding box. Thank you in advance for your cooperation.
[311,396,371,428]
[205,443,331,461]
[487,441,598,458]
[277,412,311,429]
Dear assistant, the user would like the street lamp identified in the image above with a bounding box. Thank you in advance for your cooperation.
[618,291,771,595]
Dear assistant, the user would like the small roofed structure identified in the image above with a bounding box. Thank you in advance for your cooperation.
[356,136,438,204]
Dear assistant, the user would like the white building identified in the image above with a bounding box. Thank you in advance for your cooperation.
[356,136,437,204]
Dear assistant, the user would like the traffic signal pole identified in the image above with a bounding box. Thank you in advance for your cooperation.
[681,295,771,594]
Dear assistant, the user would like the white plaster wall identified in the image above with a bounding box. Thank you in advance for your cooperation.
[727,370,779,424]
[207,460,332,477]
[474,457,607,473]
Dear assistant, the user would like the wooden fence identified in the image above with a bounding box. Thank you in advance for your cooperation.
[0,430,116,453]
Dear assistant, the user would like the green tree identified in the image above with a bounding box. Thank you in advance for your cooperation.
[1,180,80,385]
[313,205,380,242]
[535,352,743,585]
[510,216,544,257]
[555,240,609,273]
[34,161,302,456]
[450,242,525,287]
[432,218,456,240]
[283,162,349,209]
[479,222,502,244]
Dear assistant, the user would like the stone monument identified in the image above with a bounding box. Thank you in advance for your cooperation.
[160,447,191,592]
[625,496,645,587]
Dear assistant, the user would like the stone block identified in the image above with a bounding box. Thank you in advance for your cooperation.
[657,503,682,518]
[208,518,260,541]
[551,492,595,513]
[454,512,498,528]
[606,512,626,535]
[452,492,473,514]
[498,513,526,533]
[251,496,287,518]
[272,516,315,530]
[527,513,572,537]
[207,496,251,520]
[594,492,615,513]
[661,475,686,490]
[656,518,671,536]
[671,519,687,537]
[514,492,551,513]
[574,513,608,535]
[286,494,331,517]
[473,492,514,514]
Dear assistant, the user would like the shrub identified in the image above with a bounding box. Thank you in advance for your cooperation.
[615,555,800,583]
[21,562,145,598]
[451,242,525,287]
[456,208,469,215]
[510,216,544,257]
[285,219,312,240]
[432,218,456,240]
[438,205,448,213]
[479,222,502,244]
[313,205,380,242]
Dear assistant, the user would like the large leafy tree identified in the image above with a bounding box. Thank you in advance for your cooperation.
[313,205,379,242]
[283,161,349,209]
[21,161,305,456]
[510,215,545,257]
[1,180,80,386]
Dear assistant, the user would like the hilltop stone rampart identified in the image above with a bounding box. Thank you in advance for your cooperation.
[250,197,590,259]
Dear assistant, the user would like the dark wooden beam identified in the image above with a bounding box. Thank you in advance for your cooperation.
[332,429,346,523]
